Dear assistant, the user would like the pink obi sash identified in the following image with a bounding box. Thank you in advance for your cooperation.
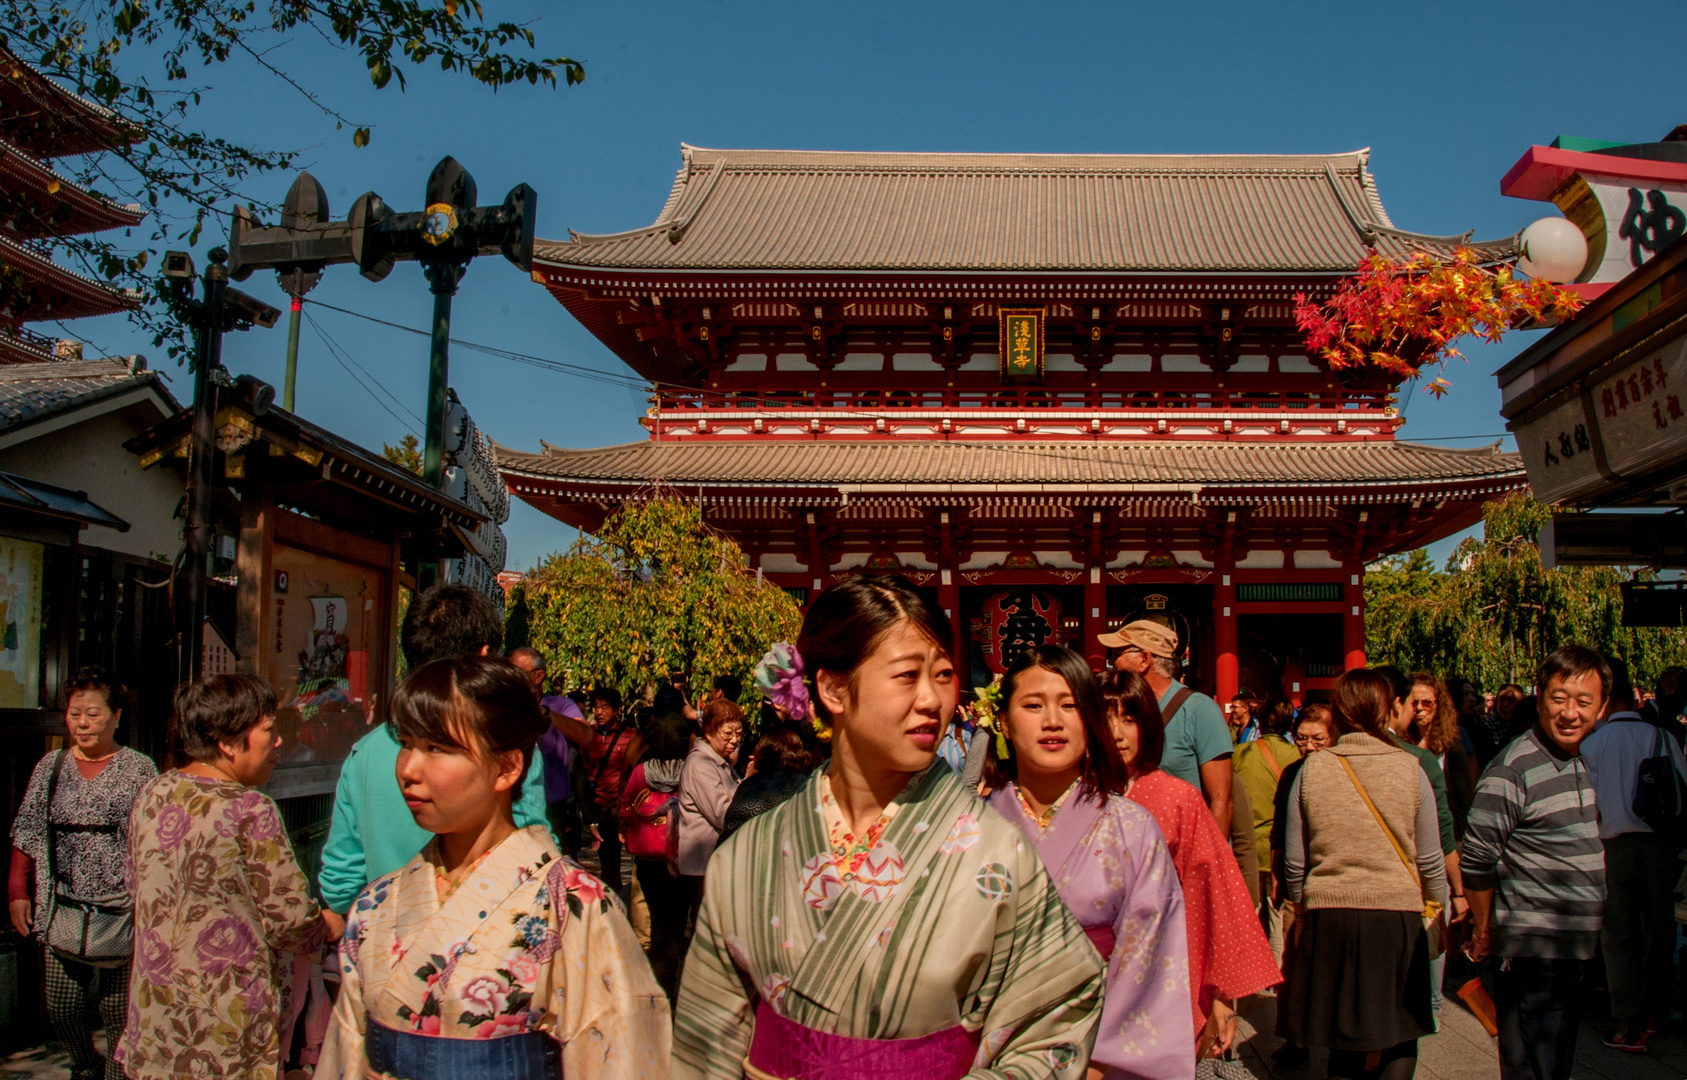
[746,1001,979,1080]
[1084,924,1115,959]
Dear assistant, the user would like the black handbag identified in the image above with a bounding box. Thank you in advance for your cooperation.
[40,750,133,967]
[1633,724,1687,842]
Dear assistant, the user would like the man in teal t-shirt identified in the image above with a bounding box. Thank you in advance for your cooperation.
[1101,619,1234,829]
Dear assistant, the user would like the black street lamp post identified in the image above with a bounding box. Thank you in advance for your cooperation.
[231,157,535,490]
[164,247,279,682]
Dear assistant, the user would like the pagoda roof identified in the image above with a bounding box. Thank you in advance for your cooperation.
[0,137,143,236]
[0,231,140,321]
[537,145,1517,275]
[0,46,136,158]
[496,438,1524,497]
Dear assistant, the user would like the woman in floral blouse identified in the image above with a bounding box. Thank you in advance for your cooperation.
[9,669,155,1080]
[116,674,337,1080]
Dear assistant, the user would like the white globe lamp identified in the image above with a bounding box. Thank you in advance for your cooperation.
[1517,217,1588,283]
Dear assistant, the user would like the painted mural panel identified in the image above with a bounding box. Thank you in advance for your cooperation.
[0,536,43,708]
[266,543,387,796]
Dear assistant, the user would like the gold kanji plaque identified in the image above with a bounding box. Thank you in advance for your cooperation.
[998,307,1044,383]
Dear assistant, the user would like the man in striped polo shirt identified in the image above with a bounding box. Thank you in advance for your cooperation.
[1464,645,1608,1080]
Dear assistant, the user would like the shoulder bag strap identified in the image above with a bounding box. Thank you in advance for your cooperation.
[588,720,629,792]
[41,749,68,922]
[1335,754,1419,887]
[1261,739,1285,781]
[1160,687,1195,726]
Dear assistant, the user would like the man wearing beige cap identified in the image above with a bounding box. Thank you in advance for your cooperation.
[1100,619,1234,828]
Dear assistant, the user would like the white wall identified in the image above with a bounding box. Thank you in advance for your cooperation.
[0,403,183,563]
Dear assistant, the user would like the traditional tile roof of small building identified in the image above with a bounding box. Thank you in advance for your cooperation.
[536,145,1517,274]
[0,355,176,434]
[496,438,1525,493]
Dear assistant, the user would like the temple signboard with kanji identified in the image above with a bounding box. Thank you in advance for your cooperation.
[501,146,1527,702]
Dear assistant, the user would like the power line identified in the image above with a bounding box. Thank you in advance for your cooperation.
[302,313,422,433]
[304,298,650,391]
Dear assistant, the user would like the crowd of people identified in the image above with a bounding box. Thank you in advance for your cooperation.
[6,574,1687,1080]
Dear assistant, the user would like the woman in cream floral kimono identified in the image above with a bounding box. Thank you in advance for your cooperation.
[317,656,669,1080]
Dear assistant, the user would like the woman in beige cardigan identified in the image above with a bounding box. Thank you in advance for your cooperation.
[1281,669,1447,1080]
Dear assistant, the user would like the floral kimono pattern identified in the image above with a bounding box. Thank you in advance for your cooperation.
[989,785,1196,1080]
[316,824,669,1080]
[117,772,328,1080]
[673,764,1106,1080]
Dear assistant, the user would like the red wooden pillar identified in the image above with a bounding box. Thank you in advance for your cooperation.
[1083,565,1105,671]
[1343,562,1367,671]
[940,568,962,668]
[1215,555,1239,704]
[938,510,964,672]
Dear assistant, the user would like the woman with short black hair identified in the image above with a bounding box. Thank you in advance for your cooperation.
[719,725,815,844]
[119,674,334,1080]
[9,669,155,1080]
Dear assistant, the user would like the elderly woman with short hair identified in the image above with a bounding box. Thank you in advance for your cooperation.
[10,668,155,1080]
[116,674,337,1080]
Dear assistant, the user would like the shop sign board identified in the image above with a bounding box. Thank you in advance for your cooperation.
[1513,332,1687,504]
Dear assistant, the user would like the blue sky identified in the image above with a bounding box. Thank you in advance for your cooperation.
[58,0,1687,572]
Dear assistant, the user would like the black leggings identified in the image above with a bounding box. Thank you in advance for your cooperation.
[1328,1040,1419,1080]
[44,949,128,1080]
[594,801,624,892]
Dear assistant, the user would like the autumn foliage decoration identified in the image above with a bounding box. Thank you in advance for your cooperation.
[1293,247,1584,397]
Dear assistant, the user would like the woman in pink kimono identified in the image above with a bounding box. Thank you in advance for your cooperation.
[317,656,669,1080]
[1104,670,1281,1058]
[983,645,1195,1080]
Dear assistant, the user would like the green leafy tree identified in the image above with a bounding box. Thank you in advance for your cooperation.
[1367,493,1687,689]
[381,432,422,474]
[4,0,582,356]
[519,494,802,706]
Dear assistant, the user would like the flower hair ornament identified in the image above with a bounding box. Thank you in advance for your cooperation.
[754,642,820,737]
[969,674,1010,760]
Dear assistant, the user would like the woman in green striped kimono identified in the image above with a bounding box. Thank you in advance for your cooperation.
[673,577,1105,1080]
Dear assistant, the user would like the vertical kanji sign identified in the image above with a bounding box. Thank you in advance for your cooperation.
[998,307,1045,383]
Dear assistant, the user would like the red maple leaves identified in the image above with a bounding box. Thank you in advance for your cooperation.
[1293,248,1584,397]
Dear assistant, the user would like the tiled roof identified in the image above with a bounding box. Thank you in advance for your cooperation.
[0,356,177,434]
[536,145,1517,274]
[0,470,127,529]
[496,438,1525,491]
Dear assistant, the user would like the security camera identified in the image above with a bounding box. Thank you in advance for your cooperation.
[162,250,196,280]
[224,287,281,330]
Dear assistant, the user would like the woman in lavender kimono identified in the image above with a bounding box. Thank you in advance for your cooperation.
[674,576,1105,1080]
[317,655,669,1080]
[983,645,1195,1080]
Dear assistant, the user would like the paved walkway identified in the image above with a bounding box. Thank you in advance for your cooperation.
[0,999,1657,1080]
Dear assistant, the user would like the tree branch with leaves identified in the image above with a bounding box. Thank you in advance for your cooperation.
[2,0,581,358]
[515,494,802,708]
[1293,248,1583,398]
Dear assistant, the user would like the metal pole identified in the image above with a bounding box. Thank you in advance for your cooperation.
[282,295,302,412]
[422,284,453,489]
[182,250,228,683]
